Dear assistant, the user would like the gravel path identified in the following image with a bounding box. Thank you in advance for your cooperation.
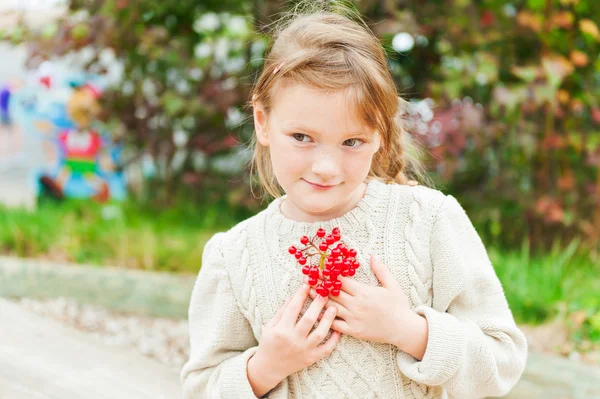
[6,295,599,374]
[7,296,190,373]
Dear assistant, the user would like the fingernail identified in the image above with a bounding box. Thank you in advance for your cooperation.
[328,307,337,315]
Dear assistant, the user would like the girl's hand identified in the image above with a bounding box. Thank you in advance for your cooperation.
[309,255,428,357]
[248,283,340,395]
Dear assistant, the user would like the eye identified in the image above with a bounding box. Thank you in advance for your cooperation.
[292,133,312,143]
[343,138,364,148]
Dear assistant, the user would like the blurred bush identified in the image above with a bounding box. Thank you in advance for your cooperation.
[2,0,266,210]
[372,0,600,257]
[2,0,599,256]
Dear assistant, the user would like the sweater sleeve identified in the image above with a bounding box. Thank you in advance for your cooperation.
[180,232,260,399]
[396,195,528,398]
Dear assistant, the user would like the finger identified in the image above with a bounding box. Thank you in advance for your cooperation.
[330,289,353,309]
[314,330,341,359]
[295,294,327,337]
[280,284,310,327]
[331,319,352,335]
[308,305,337,345]
[267,297,291,327]
[337,276,362,296]
[370,254,396,288]
[309,288,352,321]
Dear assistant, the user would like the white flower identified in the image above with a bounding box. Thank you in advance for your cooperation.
[194,42,212,59]
[227,15,248,36]
[392,32,414,53]
[193,13,220,33]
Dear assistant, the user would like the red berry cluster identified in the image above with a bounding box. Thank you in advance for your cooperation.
[288,227,359,297]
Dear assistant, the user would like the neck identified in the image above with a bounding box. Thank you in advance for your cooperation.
[280,182,368,223]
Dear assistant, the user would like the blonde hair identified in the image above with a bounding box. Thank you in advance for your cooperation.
[248,1,430,199]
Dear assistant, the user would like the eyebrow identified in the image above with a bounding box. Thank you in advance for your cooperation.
[285,125,368,138]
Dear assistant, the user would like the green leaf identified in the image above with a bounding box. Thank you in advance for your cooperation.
[71,24,90,40]
[527,0,545,11]
[162,92,186,116]
[511,65,539,83]
[41,23,58,40]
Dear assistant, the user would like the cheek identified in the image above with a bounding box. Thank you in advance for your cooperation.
[343,150,375,176]
[269,138,308,175]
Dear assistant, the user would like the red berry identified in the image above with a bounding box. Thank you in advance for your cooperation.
[298,257,307,265]
[300,236,309,245]
[343,260,351,268]
[308,276,318,286]
[322,268,331,277]
[331,289,340,297]
[354,262,360,269]
[331,249,341,257]
[319,242,328,251]
[349,249,357,257]
[326,236,335,245]
[318,287,329,297]
[317,228,326,238]
[341,269,349,277]
[332,227,340,235]
[333,234,341,242]
[309,267,319,278]
[288,246,297,254]
[323,280,333,289]
[348,268,356,277]
[302,265,310,275]
[295,252,302,259]
[333,280,342,289]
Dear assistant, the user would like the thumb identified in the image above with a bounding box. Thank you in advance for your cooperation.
[370,254,395,288]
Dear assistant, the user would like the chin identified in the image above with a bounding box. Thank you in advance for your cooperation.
[298,197,341,216]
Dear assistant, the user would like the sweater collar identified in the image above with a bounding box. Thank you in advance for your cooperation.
[264,179,386,235]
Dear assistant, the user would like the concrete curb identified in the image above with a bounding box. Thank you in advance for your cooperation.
[0,256,197,319]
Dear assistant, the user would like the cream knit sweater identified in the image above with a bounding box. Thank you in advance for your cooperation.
[181,180,528,399]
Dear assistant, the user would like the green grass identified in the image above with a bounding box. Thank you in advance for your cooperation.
[490,239,600,344]
[0,198,253,274]
[1,200,598,342]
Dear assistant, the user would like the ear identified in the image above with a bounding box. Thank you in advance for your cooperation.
[252,96,270,147]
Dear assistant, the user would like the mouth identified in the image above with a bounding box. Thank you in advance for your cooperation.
[303,179,338,190]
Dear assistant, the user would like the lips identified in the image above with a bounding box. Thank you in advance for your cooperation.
[303,179,337,190]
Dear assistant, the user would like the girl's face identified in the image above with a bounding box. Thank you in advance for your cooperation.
[254,82,381,222]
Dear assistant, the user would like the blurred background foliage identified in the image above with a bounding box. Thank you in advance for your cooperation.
[3,0,599,258]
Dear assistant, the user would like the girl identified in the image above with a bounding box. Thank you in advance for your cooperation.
[181,5,528,399]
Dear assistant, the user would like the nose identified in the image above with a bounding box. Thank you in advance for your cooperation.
[311,148,341,181]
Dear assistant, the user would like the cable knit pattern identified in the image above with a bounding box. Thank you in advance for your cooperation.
[181,180,528,399]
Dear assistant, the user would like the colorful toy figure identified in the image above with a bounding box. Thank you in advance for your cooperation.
[40,83,115,202]
[2,65,127,207]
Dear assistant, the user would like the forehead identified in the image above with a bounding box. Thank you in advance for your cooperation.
[270,82,369,135]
